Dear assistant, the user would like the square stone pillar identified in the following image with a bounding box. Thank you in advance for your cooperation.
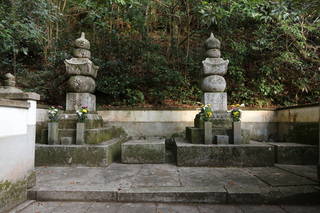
[204,121,213,144]
[66,93,96,111]
[202,92,227,112]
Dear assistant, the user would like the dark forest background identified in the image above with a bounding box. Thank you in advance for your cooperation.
[0,0,319,108]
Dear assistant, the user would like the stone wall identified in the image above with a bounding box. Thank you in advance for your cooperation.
[36,105,319,144]
[0,99,37,212]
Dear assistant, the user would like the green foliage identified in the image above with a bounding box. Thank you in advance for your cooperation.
[0,0,319,107]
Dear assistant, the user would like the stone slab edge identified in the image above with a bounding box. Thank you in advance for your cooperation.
[27,185,320,204]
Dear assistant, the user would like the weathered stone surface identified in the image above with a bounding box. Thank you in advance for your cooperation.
[205,33,221,49]
[176,139,275,167]
[86,127,125,145]
[47,122,59,145]
[74,32,90,50]
[202,58,229,76]
[268,142,318,165]
[66,92,96,111]
[27,164,320,205]
[60,137,72,145]
[67,76,96,93]
[204,121,213,144]
[76,122,85,145]
[203,92,227,111]
[201,75,226,92]
[65,58,98,78]
[72,48,91,58]
[118,186,226,203]
[275,164,318,182]
[206,49,221,58]
[186,127,204,144]
[246,167,316,186]
[0,172,35,213]
[35,138,125,167]
[121,139,165,164]
[232,121,242,144]
[0,92,40,101]
[216,135,229,144]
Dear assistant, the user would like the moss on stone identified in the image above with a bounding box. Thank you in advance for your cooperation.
[0,174,33,212]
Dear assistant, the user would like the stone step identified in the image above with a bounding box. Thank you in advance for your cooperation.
[35,137,127,167]
[28,164,320,204]
[175,138,275,167]
[121,138,166,164]
[268,142,318,165]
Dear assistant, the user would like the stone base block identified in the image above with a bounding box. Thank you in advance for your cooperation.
[121,139,165,164]
[66,93,96,111]
[58,113,103,129]
[215,135,229,144]
[176,138,274,167]
[268,142,318,165]
[186,127,204,144]
[202,92,227,112]
[35,137,126,167]
[57,127,125,145]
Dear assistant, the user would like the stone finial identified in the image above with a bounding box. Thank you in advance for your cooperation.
[205,33,221,50]
[73,32,91,58]
[4,73,16,87]
[74,32,90,50]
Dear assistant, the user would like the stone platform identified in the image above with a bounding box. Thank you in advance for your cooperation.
[175,138,275,167]
[35,137,127,167]
[121,139,166,164]
[268,142,318,165]
[28,163,320,204]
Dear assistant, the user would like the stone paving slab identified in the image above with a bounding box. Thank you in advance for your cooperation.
[16,202,320,213]
[245,167,316,186]
[275,164,318,182]
[28,163,320,204]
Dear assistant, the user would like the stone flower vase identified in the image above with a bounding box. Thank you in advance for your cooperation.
[48,122,59,145]
[232,121,241,144]
[76,122,86,145]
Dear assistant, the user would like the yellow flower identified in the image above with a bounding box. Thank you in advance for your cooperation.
[235,104,240,107]
[82,109,88,113]
[207,112,212,117]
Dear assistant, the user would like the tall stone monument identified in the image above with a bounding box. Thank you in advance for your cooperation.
[52,32,113,145]
[201,33,229,116]
[65,32,99,112]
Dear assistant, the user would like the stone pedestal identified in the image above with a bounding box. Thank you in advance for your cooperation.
[215,135,229,145]
[202,92,227,112]
[66,93,96,111]
[232,121,242,144]
[48,122,59,145]
[76,122,85,145]
[204,121,213,144]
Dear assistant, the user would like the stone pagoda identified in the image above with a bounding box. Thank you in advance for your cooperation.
[65,32,99,111]
[202,33,229,117]
[49,32,119,145]
[186,33,234,144]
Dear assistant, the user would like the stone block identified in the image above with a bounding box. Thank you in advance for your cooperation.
[35,137,126,167]
[215,135,229,145]
[268,142,318,165]
[48,122,59,145]
[60,137,72,145]
[232,122,242,144]
[66,93,96,112]
[118,186,226,203]
[186,127,204,144]
[202,92,227,111]
[176,138,274,167]
[76,122,85,145]
[121,139,165,164]
[204,121,213,144]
